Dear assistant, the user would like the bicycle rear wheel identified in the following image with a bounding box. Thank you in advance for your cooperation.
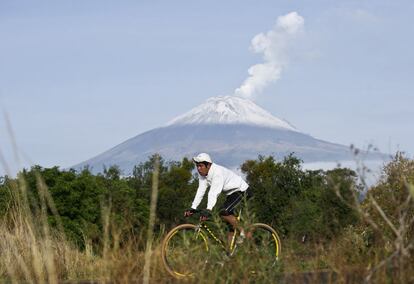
[161,224,209,278]
[247,223,281,268]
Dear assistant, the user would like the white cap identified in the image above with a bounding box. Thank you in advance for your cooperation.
[192,153,213,163]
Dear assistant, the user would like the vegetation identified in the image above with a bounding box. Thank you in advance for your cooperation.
[241,154,359,240]
[0,152,413,283]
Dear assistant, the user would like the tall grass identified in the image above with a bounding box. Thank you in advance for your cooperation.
[0,155,413,283]
[0,166,284,283]
[0,171,155,283]
[143,154,160,283]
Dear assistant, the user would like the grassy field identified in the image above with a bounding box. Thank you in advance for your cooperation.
[0,155,413,283]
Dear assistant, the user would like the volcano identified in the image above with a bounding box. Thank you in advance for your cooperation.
[73,96,383,174]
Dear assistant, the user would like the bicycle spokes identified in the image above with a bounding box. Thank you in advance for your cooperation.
[162,225,210,278]
[247,224,281,267]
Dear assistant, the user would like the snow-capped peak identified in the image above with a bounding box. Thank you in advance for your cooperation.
[166,96,297,131]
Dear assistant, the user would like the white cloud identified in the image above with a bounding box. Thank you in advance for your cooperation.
[234,12,304,99]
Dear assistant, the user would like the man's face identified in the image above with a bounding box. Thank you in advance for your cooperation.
[196,162,211,177]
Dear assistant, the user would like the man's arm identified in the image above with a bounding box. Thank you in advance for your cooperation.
[206,175,224,210]
[191,178,208,209]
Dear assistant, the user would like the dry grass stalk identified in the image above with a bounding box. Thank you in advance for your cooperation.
[143,154,160,284]
[331,154,414,283]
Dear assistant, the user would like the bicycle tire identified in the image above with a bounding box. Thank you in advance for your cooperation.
[247,223,282,267]
[161,224,209,278]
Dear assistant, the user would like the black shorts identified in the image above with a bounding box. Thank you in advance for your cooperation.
[220,188,253,216]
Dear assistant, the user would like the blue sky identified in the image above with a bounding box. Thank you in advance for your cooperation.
[1,0,413,175]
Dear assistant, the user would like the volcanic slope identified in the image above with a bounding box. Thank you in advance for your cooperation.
[74,96,381,174]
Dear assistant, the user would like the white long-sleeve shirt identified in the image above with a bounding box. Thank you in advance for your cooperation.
[191,163,249,210]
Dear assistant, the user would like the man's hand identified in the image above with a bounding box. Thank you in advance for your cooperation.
[184,208,196,217]
[199,209,212,221]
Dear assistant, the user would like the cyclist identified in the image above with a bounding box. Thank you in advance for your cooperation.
[184,153,252,245]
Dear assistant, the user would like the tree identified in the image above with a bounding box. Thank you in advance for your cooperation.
[157,158,197,228]
[242,154,360,239]
[241,154,304,234]
[362,152,414,245]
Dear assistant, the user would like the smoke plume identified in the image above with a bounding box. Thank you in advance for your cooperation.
[234,12,304,99]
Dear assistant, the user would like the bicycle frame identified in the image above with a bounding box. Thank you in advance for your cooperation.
[194,213,241,255]
[196,222,226,248]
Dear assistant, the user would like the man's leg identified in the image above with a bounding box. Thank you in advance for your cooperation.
[220,191,245,247]
[220,189,253,245]
[221,214,238,227]
[221,214,239,246]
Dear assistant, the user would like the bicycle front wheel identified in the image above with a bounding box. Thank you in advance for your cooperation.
[161,224,209,278]
[247,223,282,268]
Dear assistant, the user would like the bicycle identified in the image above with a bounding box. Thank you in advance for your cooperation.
[161,209,282,278]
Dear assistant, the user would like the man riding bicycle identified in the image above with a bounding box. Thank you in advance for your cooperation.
[184,153,253,244]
